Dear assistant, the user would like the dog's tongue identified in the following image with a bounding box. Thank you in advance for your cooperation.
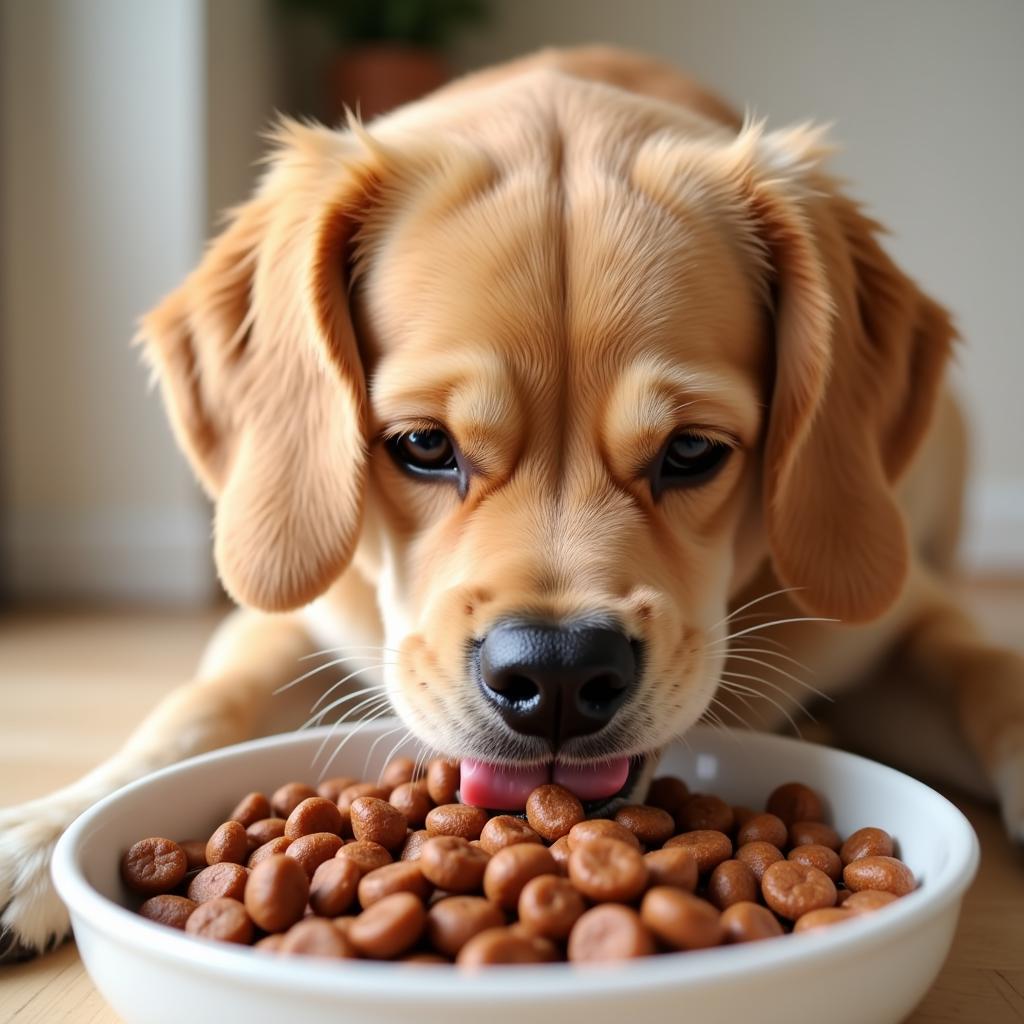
[460,756,630,810]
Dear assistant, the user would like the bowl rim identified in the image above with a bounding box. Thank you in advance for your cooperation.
[52,723,980,1001]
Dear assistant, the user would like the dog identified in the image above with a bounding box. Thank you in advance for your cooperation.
[2,45,1022,962]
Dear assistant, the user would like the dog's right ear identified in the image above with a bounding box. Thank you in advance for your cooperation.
[139,121,377,612]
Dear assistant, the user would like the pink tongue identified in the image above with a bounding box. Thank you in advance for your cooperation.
[460,756,630,809]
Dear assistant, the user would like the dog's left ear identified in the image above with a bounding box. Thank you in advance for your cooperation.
[735,125,957,622]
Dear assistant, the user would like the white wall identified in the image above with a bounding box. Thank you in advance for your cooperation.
[454,0,1024,571]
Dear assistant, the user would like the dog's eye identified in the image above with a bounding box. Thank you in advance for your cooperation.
[654,432,731,494]
[388,429,459,476]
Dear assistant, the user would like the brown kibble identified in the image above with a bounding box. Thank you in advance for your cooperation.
[285,797,344,840]
[518,874,586,941]
[525,784,585,842]
[187,862,248,903]
[568,904,655,962]
[735,841,784,883]
[793,907,853,933]
[379,756,418,789]
[139,894,197,930]
[707,859,758,910]
[121,837,188,895]
[844,889,900,914]
[458,926,551,966]
[736,813,788,849]
[843,856,915,896]
[788,844,842,882]
[765,782,825,825]
[840,827,895,866]
[614,804,675,846]
[427,896,506,957]
[271,782,318,819]
[425,803,489,841]
[285,832,344,879]
[254,934,285,953]
[350,797,408,851]
[244,854,308,932]
[567,819,640,851]
[677,794,734,834]
[790,820,841,851]
[179,839,208,872]
[358,861,431,907]
[720,901,784,943]
[337,840,393,875]
[419,836,490,893]
[316,776,358,803]
[389,782,433,827]
[337,783,391,836]
[246,818,287,849]
[228,792,271,828]
[645,776,690,818]
[184,897,252,944]
[762,860,837,920]
[248,836,292,868]
[483,843,558,909]
[426,759,460,805]
[664,830,733,874]
[479,815,543,854]
[643,847,698,892]
[549,836,571,874]
[641,887,723,950]
[308,857,360,917]
[349,891,427,959]
[400,829,429,861]
[279,917,355,958]
[568,837,648,904]
[205,821,248,866]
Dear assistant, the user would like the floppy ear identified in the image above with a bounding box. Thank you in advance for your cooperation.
[139,122,374,611]
[737,125,956,622]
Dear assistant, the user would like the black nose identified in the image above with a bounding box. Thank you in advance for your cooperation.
[477,623,636,747]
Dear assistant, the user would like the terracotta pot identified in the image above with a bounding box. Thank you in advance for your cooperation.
[329,45,450,122]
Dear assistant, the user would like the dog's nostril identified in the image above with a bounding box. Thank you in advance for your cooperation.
[493,673,540,706]
[579,672,627,710]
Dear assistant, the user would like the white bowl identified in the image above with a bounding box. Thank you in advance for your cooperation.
[52,722,978,1024]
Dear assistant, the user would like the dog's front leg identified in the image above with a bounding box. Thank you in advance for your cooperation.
[0,609,318,962]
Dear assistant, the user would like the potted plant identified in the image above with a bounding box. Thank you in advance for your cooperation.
[282,0,489,121]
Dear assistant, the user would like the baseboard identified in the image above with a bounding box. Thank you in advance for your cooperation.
[961,480,1024,576]
[3,506,218,605]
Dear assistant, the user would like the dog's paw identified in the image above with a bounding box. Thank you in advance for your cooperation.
[995,748,1024,847]
[0,794,81,963]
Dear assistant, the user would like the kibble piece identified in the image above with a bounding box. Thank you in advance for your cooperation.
[308,856,360,917]
[402,953,450,965]
[641,888,723,950]
[567,819,640,851]
[285,832,344,879]
[736,813,788,849]
[735,841,784,883]
[121,838,188,895]
[720,901,784,943]
[614,805,675,846]
[843,856,915,896]
[788,844,842,883]
[184,897,253,944]
[479,815,543,854]
[285,797,344,840]
[228,792,271,828]
[645,776,690,818]
[427,896,506,957]
[349,891,427,959]
[458,926,551,966]
[762,860,837,920]
[518,874,586,941]
[316,776,358,803]
[271,782,318,818]
[568,904,655,962]
[337,783,391,836]
[206,821,248,865]
[400,829,430,861]
[765,782,825,825]
[379,756,418,789]
[643,847,698,892]
[246,818,287,849]
[337,840,393,875]
[790,820,841,852]
[426,759,460,805]
[677,794,734,834]
[664,830,733,874]
[844,889,899,914]
[425,803,489,841]
[244,853,308,932]
[248,836,292,868]
[179,839,208,872]
[389,782,432,827]
[549,836,571,874]
[419,836,490,893]
[840,827,895,866]
[254,934,285,953]
[506,925,559,962]
[349,797,408,851]
[187,862,248,903]
[707,859,758,910]
[568,837,648,904]
[279,917,355,957]
[139,894,197,930]
[358,861,432,907]
[793,907,852,933]
[483,843,558,909]
[525,784,585,842]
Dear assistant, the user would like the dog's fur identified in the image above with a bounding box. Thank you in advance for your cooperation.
[2,46,1022,961]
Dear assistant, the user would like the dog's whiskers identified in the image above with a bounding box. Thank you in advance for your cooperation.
[317,705,396,779]
[302,678,389,731]
[724,653,832,703]
[362,723,412,780]
[726,645,813,673]
[299,645,404,662]
[719,674,808,736]
[705,586,806,635]
[707,615,838,649]
[310,692,392,769]
[310,663,394,715]
[274,655,390,697]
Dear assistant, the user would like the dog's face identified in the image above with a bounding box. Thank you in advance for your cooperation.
[142,72,952,807]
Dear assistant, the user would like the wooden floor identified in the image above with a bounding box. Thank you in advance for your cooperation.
[1,587,1022,1022]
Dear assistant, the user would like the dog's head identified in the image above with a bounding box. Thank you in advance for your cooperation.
[141,71,953,808]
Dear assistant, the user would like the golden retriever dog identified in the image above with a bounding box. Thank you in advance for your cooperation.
[2,45,1022,960]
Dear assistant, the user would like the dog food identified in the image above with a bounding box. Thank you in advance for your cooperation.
[120,765,917,965]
